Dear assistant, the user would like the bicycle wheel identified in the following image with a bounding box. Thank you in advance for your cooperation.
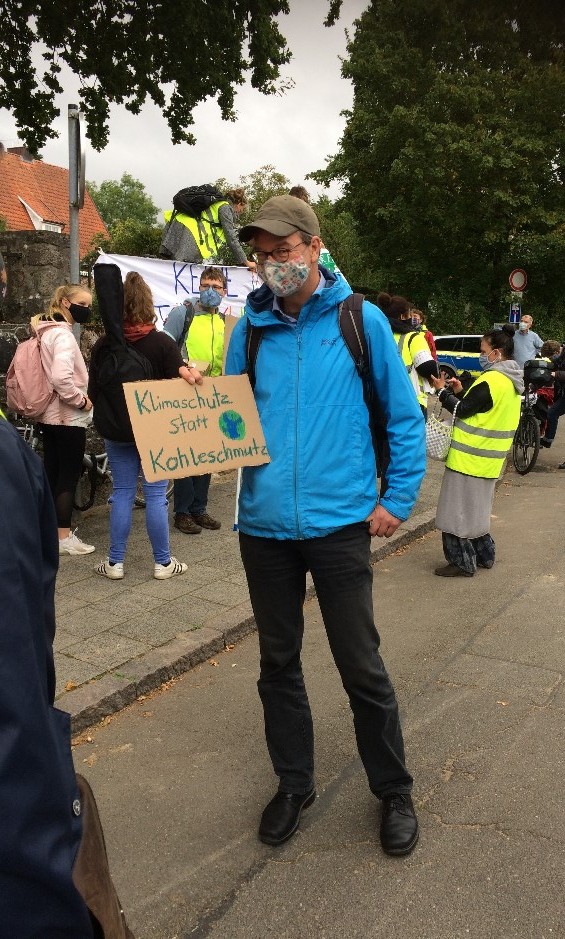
[134,475,174,508]
[73,455,99,511]
[512,411,540,475]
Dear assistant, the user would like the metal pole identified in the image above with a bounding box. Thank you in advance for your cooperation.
[68,104,81,340]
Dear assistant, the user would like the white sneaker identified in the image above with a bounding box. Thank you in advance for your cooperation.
[96,558,124,580]
[154,556,188,580]
[59,530,96,556]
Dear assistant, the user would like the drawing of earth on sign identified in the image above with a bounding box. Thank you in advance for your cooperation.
[219,409,246,440]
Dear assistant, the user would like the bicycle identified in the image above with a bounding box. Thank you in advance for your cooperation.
[511,359,555,476]
[74,451,174,511]
[512,385,541,475]
[10,416,173,510]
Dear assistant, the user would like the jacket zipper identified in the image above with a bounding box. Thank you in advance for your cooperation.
[294,330,303,538]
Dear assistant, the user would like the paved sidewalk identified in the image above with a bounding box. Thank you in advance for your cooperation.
[57,461,444,731]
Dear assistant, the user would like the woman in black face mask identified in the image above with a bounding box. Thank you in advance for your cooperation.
[30,284,96,556]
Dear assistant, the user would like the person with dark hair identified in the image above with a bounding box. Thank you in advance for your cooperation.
[160,187,256,270]
[539,340,565,458]
[89,271,202,580]
[226,195,425,857]
[410,308,437,360]
[430,325,523,577]
[289,185,311,202]
[0,415,95,937]
[377,291,438,416]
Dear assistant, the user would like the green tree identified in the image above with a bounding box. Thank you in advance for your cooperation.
[0,1,295,154]
[212,165,291,264]
[215,165,291,223]
[87,173,159,231]
[313,0,565,332]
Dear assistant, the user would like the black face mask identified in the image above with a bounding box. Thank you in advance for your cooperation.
[69,303,92,324]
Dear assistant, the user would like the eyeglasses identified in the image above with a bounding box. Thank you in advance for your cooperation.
[251,240,306,265]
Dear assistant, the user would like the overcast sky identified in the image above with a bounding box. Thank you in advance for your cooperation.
[0,1,367,216]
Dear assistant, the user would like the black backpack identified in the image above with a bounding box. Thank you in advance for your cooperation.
[172,185,225,220]
[245,293,390,494]
[90,264,154,443]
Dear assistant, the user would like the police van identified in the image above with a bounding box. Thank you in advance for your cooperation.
[434,335,482,378]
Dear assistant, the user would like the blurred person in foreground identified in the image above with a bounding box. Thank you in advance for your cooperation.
[431,325,523,577]
[0,413,94,937]
[226,196,425,856]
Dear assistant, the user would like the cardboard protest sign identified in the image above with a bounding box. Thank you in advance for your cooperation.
[123,375,270,480]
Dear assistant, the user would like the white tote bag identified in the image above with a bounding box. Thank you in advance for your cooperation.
[426,399,459,462]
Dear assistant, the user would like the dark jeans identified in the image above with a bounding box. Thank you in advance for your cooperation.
[544,394,565,442]
[239,523,413,798]
[173,473,211,516]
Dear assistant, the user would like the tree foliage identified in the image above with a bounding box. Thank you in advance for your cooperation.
[212,165,291,264]
[0,0,293,154]
[313,0,565,331]
[87,173,159,230]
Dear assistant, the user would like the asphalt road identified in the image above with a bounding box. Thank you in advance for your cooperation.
[76,454,565,939]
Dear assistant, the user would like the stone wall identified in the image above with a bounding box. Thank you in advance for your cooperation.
[0,230,71,324]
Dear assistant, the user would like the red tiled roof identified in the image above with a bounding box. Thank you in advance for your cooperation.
[0,149,108,256]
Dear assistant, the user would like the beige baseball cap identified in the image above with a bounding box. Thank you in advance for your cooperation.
[239,195,320,242]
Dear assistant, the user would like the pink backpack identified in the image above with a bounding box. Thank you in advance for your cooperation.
[6,329,54,418]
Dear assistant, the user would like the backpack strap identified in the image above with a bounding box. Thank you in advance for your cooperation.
[181,302,195,348]
[338,292,372,401]
[245,320,264,390]
[338,293,389,494]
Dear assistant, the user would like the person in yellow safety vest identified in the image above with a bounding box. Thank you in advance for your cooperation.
[161,187,256,271]
[163,266,228,535]
[376,291,439,417]
[430,324,523,578]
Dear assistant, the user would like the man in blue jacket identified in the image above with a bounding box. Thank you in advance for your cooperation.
[0,416,94,937]
[225,196,426,856]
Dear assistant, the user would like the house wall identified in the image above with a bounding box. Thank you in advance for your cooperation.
[0,230,71,324]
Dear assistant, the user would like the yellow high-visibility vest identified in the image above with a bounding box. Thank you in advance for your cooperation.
[186,312,225,377]
[394,330,432,407]
[446,370,521,478]
[164,200,229,260]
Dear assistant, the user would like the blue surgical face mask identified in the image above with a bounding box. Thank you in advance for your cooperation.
[200,287,223,308]
[479,350,500,370]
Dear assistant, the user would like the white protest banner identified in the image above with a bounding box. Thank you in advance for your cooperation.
[123,375,270,481]
[95,253,260,325]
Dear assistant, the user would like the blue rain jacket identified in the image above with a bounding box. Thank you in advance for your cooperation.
[225,268,426,539]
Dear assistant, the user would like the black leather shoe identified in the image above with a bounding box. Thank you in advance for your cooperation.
[380,793,419,856]
[259,788,316,846]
